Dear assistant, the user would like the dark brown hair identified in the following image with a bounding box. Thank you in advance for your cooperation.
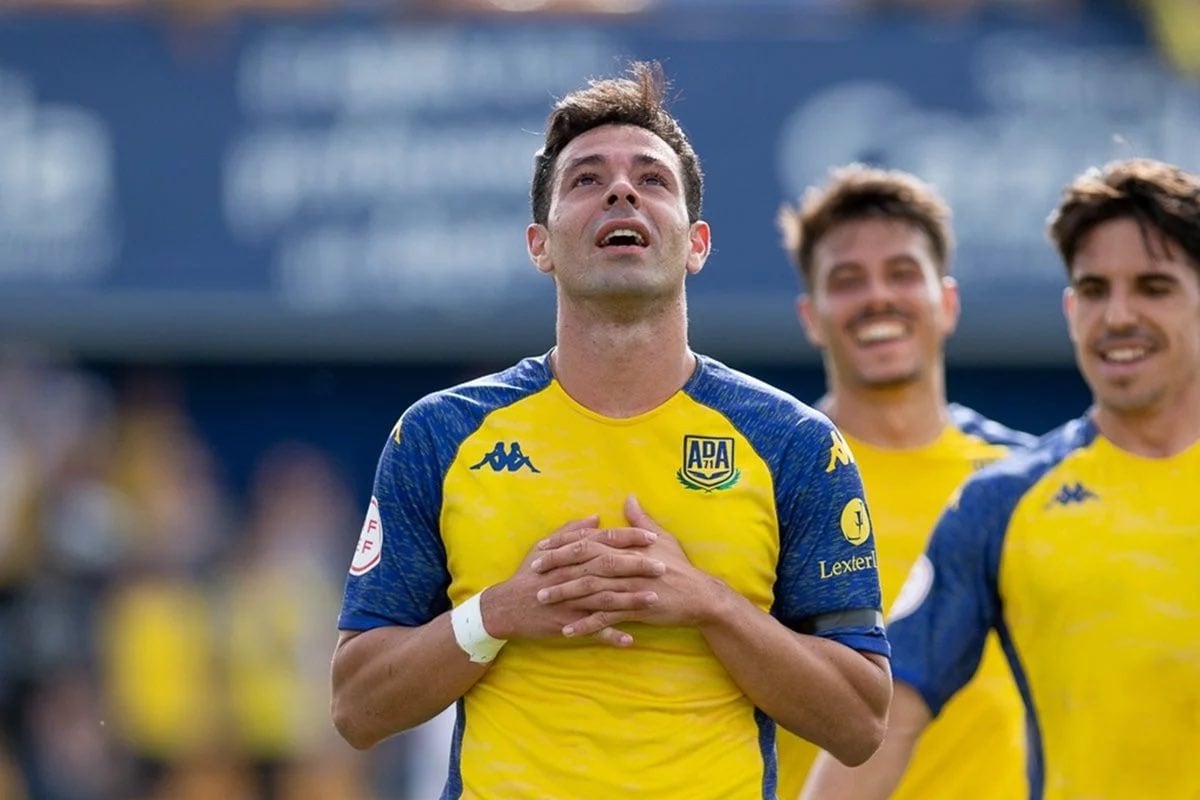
[778,164,953,288]
[530,61,703,225]
[1047,158,1200,274]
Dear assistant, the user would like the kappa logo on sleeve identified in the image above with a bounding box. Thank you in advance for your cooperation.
[825,430,855,473]
[349,497,383,576]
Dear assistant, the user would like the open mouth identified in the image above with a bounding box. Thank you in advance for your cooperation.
[596,222,650,248]
[1099,345,1150,364]
[852,319,907,345]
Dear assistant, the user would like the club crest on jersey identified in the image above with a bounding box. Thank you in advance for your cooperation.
[676,435,740,492]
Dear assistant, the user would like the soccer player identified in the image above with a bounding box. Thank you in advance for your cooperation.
[775,166,1033,800]
[802,159,1200,799]
[329,62,892,800]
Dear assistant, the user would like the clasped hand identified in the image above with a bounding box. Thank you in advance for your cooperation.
[482,495,710,648]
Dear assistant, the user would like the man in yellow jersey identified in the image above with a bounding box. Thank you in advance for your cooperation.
[329,62,893,800]
[775,166,1033,800]
[803,159,1200,799]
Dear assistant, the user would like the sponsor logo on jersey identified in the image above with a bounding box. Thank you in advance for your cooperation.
[825,429,855,473]
[469,441,541,473]
[840,497,871,545]
[676,435,740,492]
[819,551,877,580]
[350,497,383,576]
[1046,481,1098,507]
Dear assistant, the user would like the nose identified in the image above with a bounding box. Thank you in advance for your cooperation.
[605,176,639,209]
[1103,289,1138,331]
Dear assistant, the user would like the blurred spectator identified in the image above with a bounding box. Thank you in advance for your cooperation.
[222,442,370,800]
[1140,0,1200,78]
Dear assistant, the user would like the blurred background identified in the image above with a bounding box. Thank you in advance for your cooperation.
[0,0,1196,798]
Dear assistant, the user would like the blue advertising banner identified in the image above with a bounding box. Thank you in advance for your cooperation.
[0,9,1194,364]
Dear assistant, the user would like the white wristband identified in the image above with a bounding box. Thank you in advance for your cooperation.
[450,590,507,664]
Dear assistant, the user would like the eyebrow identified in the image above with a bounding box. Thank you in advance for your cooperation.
[559,152,675,178]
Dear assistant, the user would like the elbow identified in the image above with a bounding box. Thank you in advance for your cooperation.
[825,671,892,767]
[331,694,381,751]
[827,712,888,767]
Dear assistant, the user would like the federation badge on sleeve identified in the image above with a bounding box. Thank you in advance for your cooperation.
[350,497,384,576]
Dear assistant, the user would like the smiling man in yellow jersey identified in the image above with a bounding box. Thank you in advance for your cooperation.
[803,160,1200,799]
[329,63,892,800]
[776,166,1034,800]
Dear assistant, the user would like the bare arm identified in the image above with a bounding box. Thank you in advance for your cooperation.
[698,587,891,766]
[533,496,892,766]
[800,681,932,799]
[331,616,487,750]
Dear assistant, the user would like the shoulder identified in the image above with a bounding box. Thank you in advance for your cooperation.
[686,355,834,444]
[948,403,1038,449]
[395,355,554,439]
[953,414,1096,515]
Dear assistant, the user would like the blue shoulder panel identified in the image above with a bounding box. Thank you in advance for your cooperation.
[685,356,888,657]
[949,403,1038,449]
[338,355,554,630]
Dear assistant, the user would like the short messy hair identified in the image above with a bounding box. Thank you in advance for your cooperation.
[778,164,953,289]
[1047,158,1200,275]
[530,60,703,226]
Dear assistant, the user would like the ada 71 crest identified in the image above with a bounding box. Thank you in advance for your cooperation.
[677,435,741,492]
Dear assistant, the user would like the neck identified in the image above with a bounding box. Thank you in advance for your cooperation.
[820,374,950,449]
[551,293,694,417]
[1092,384,1200,458]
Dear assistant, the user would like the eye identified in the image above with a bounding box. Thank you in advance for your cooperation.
[572,172,599,187]
[1073,279,1107,300]
[1140,278,1176,297]
[641,171,668,187]
[827,272,865,293]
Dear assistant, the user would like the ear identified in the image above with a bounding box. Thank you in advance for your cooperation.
[685,221,712,275]
[939,276,961,336]
[1062,286,1078,342]
[527,223,554,274]
[797,293,825,348]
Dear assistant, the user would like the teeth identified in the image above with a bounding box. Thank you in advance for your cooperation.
[601,228,646,246]
[856,321,905,344]
[1104,347,1146,363]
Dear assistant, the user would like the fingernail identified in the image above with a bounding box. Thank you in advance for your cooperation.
[651,560,665,574]
[531,558,543,571]
[646,592,659,604]
[536,539,550,550]
[536,589,550,602]
[618,633,633,646]
[645,531,658,543]
[562,625,575,637]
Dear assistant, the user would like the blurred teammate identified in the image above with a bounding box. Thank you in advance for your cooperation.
[329,62,892,799]
[803,160,1200,798]
[776,166,1032,800]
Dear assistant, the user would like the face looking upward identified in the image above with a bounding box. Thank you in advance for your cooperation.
[799,217,959,391]
[526,124,710,306]
[1065,216,1200,420]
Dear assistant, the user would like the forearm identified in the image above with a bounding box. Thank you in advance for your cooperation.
[697,580,891,766]
[330,613,489,749]
[801,681,931,799]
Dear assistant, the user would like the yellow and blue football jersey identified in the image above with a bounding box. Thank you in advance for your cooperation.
[338,353,888,800]
[776,406,1033,800]
[889,415,1200,799]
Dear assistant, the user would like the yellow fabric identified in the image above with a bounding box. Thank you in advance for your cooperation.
[226,561,338,757]
[1000,436,1200,798]
[101,578,219,758]
[777,424,1026,800]
[440,382,782,800]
